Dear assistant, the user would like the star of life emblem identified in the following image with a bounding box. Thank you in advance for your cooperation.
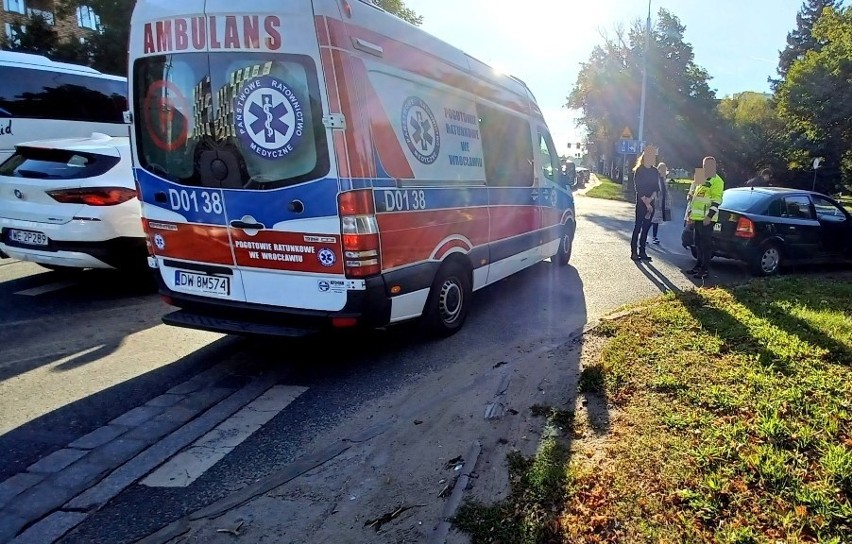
[234,75,305,160]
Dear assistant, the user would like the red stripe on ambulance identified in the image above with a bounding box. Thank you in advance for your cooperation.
[146,221,233,265]
[231,230,344,274]
[377,209,490,269]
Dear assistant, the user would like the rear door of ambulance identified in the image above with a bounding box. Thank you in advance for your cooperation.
[133,0,351,314]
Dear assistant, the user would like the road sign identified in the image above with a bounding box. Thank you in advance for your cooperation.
[617,139,642,155]
[620,126,633,139]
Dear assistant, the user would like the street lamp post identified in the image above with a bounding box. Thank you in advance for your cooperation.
[638,0,651,147]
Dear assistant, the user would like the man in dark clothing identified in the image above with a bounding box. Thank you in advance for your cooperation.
[630,146,659,261]
[745,168,771,187]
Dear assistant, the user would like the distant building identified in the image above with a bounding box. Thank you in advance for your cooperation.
[2,0,100,48]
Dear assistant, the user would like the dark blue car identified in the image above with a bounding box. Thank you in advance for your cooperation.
[684,187,852,275]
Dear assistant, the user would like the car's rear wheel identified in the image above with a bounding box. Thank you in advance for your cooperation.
[422,261,471,337]
[750,243,782,276]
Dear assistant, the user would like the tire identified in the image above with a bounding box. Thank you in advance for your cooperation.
[749,243,782,276]
[555,220,575,266]
[422,261,472,337]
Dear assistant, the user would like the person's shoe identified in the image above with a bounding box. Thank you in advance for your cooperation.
[692,269,709,279]
[631,252,641,261]
[652,238,660,244]
[639,252,652,261]
[682,266,700,274]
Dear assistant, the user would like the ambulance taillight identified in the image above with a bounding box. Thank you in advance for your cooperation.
[338,190,380,277]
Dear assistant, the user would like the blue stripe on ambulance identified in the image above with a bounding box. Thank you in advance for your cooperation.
[222,177,340,227]
[135,169,228,226]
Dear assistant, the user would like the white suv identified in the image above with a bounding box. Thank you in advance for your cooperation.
[0,133,145,271]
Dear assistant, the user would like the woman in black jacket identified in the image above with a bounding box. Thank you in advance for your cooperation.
[630,146,659,261]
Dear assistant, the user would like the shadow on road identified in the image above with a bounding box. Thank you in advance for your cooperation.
[634,260,684,294]
[2,256,593,544]
[0,335,246,480]
[0,267,163,383]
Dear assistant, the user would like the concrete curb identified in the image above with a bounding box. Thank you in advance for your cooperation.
[429,441,482,544]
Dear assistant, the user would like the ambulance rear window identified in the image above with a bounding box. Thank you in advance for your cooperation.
[133,53,328,189]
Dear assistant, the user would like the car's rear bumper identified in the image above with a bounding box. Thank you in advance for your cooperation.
[0,236,147,269]
[711,236,757,262]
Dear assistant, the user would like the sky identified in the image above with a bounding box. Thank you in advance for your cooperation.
[405,0,809,154]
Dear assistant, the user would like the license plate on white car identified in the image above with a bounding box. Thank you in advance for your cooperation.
[174,270,230,296]
[8,229,48,246]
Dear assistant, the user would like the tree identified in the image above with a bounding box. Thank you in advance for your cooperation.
[0,13,91,65]
[568,9,720,174]
[716,92,787,184]
[1,14,59,56]
[373,0,423,26]
[58,0,134,75]
[772,0,841,90]
[777,5,852,191]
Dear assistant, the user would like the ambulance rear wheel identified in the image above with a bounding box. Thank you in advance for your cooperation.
[423,262,471,337]
[555,220,575,266]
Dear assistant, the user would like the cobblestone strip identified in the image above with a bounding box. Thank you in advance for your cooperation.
[0,359,243,543]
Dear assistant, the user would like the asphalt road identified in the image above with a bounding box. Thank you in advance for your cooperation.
[0,183,753,543]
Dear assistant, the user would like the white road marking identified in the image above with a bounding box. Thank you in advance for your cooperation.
[14,280,78,296]
[140,384,307,488]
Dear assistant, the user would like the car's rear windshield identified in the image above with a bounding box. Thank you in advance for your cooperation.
[0,147,119,179]
[721,190,766,212]
[133,53,329,190]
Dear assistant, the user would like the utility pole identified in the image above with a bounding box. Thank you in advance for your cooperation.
[638,0,651,147]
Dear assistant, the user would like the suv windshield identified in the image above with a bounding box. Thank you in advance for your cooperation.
[133,53,328,189]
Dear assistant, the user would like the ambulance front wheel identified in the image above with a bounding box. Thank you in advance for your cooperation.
[555,220,575,266]
[422,261,472,337]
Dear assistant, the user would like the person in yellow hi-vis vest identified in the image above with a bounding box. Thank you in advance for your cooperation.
[684,156,724,279]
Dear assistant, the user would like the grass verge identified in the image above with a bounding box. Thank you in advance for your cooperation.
[834,194,852,214]
[585,176,628,202]
[454,276,852,543]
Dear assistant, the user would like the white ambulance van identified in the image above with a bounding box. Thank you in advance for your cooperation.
[128,0,576,337]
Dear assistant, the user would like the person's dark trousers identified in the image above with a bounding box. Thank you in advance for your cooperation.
[694,222,714,272]
[631,205,654,257]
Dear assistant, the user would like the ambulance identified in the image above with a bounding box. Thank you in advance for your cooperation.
[128,0,576,337]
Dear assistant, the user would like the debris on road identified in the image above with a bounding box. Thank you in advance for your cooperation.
[438,476,457,498]
[443,455,463,470]
[364,504,423,531]
[215,519,245,536]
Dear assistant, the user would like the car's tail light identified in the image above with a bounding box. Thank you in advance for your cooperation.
[338,190,380,278]
[735,217,755,238]
[47,187,137,206]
